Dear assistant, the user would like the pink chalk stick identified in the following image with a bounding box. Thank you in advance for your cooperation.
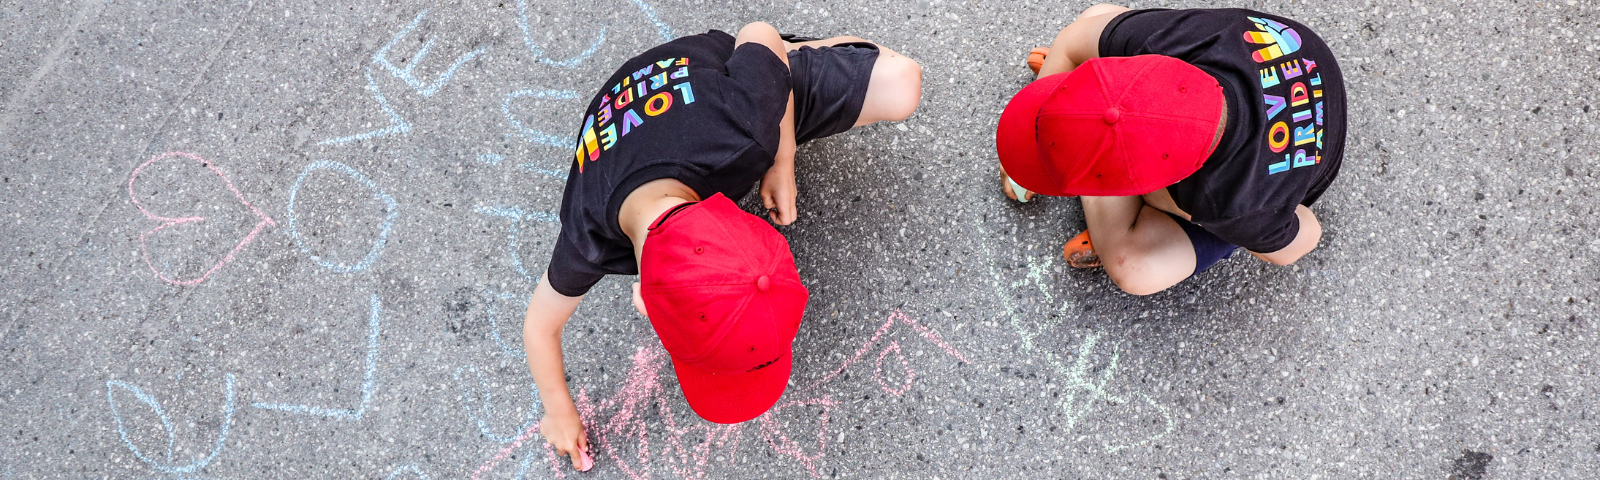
[578,450,594,471]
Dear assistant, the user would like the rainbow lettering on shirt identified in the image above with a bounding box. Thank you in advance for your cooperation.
[573,57,695,173]
[1248,18,1327,176]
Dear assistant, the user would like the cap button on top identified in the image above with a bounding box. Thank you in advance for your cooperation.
[756,275,771,292]
[1102,107,1122,125]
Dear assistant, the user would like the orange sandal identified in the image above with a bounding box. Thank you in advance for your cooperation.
[1027,47,1050,75]
[1062,231,1101,269]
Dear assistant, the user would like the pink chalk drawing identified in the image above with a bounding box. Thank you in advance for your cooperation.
[808,310,971,395]
[468,310,967,479]
[127,152,276,285]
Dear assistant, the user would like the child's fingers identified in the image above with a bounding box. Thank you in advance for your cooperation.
[779,196,798,225]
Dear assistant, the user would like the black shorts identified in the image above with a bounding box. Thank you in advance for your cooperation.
[787,42,879,144]
[1166,212,1237,277]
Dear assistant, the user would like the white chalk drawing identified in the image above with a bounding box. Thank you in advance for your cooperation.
[977,225,1175,452]
[253,295,382,420]
[286,161,399,273]
[106,374,237,477]
[475,205,559,281]
[321,10,486,145]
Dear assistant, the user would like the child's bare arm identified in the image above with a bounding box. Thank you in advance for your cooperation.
[1037,4,1130,78]
[1248,205,1322,265]
[523,272,589,470]
[735,22,801,226]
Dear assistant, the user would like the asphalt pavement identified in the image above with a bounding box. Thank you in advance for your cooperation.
[2,0,1598,478]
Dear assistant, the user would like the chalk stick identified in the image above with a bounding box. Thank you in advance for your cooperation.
[578,449,594,472]
[1007,176,1033,203]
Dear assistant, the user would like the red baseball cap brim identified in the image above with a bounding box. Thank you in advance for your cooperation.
[996,71,1074,197]
[673,346,791,424]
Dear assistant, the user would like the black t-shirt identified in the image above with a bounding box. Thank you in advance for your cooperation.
[545,30,791,296]
[1101,9,1346,253]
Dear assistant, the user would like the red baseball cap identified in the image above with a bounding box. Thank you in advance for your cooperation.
[640,193,810,424]
[995,55,1225,197]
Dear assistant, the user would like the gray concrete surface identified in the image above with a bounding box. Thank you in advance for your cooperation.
[2,0,1598,478]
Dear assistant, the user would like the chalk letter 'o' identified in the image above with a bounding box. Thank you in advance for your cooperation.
[287,161,399,273]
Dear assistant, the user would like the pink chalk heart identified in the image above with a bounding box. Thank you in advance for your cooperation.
[128,152,276,285]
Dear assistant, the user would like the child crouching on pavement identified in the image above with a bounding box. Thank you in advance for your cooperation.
[521,22,922,470]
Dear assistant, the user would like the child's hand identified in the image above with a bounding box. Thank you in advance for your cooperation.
[761,164,798,225]
[540,411,592,471]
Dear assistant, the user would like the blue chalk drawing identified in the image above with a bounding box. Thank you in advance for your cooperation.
[318,66,412,144]
[106,374,237,476]
[374,10,489,97]
[253,295,383,420]
[384,464,433,480]
[483,290,532,360]
[320,9,486,145]
[456,364,540,443]
[476,153,505,166]
[502,89,582,148]
[515,161,569,180]
[515,0,607,67]
[626,0,676,41]
[476,153,568,180]
[287,161,399,274]
[474,205,559,280]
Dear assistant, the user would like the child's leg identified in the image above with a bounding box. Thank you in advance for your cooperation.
[784,37,922,128]
[1080,195,1196,295]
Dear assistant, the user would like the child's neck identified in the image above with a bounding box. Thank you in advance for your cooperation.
[620,178,701,258]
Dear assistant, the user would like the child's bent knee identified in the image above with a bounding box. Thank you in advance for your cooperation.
[873,57,923,121]
[1076,4,1127,21]
[1101,253,1176,296]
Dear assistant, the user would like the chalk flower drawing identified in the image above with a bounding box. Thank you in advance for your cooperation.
[127,152,276,286]
[106,374,237,477]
